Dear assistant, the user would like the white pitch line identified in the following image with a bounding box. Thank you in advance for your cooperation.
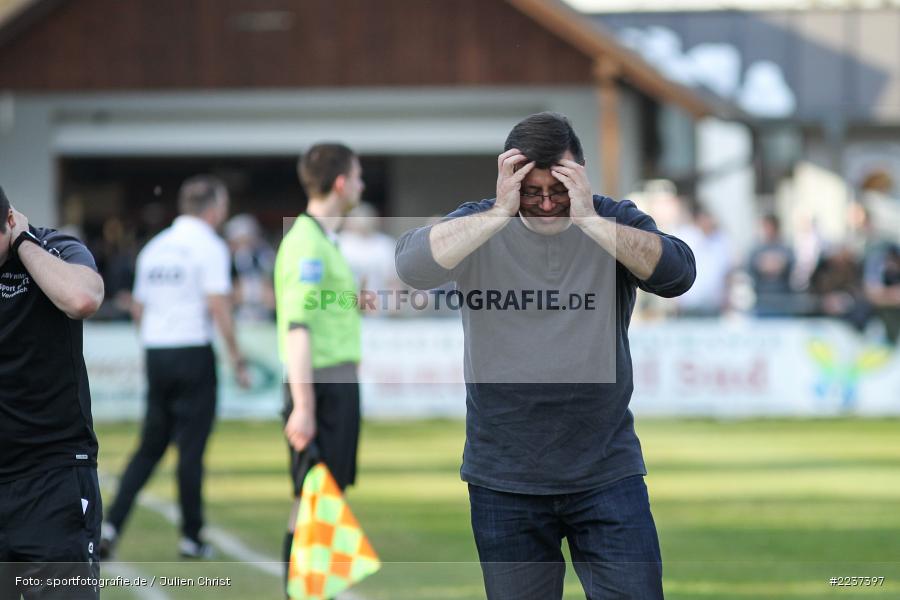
[116,480,367,600]
[105,562,172,600]
[137,493,283,575]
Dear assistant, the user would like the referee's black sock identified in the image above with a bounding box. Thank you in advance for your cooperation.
[283,531,293,597]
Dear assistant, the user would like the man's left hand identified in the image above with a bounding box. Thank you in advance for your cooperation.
[550,160,595,225]
[234,361,252,389]
[8,207,29,249]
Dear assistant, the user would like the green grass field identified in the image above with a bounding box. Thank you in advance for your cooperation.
[94,418,900,599]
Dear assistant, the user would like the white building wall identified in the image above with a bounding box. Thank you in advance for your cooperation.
[0,87,617,228]
[617,87,644,197]
[0,96,56,226]
[697,117,757,259]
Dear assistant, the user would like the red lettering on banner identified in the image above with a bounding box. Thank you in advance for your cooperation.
[681,361,699,387]
[747,359,768,391]
[677,357,769,393]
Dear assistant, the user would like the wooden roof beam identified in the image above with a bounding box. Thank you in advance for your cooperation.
[507,0,718,120]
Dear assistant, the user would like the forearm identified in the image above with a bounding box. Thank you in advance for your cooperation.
[285,327,315,412]
[17,242,104,319]
[578,216,662,281]
[130,301,143,327]
[429,206,510,269]
[208,295,242,363]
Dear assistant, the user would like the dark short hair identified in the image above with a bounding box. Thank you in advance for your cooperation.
[0,185,9,233]
[178,175,228,216]
[504,112,585,169]
[298,143,356,198]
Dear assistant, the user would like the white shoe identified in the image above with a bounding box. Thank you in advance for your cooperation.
[99,523,118,560]
[179,537,215,559]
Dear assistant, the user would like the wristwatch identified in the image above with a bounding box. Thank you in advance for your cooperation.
[12,230,41,255]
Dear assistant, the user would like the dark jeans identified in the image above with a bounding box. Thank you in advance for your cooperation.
[469,475,663,600]
[107,346,217,541]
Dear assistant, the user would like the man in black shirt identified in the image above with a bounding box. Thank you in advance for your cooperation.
[0,186,105,599]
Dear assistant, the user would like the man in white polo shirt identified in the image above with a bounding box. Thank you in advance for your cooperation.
[101,175,249,559]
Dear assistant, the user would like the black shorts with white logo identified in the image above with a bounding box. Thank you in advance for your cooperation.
[283,364,361,497]
[0,466,102,599]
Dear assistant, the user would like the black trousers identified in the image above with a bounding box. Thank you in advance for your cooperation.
[0,466,102,599]
[107,346,217,541]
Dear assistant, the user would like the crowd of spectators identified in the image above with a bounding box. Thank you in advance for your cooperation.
[658,183,900,346]
[77,185,900,346]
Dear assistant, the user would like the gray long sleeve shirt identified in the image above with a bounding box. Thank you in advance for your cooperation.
[395,196,695,494]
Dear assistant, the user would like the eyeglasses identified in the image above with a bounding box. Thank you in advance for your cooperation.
[520,190,570,206]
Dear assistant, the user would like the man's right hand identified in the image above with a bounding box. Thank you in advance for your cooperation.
[230,355,252,389]
[494,149,534,217]
[285,406,316,451]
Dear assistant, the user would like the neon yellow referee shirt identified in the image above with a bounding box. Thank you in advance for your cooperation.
[274,214,361,369]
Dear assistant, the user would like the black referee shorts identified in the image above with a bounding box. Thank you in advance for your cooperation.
[282,364,360,497]
[0,466,102,599]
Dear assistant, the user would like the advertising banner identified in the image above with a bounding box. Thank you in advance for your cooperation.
[84,318,900,421]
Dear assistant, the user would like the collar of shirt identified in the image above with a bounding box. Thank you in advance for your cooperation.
[303,214,340,247]
[172,215,217,237]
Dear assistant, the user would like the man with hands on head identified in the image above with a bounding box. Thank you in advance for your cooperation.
[0,186,105,599]
[396,112,696,600]
[428,136,665,280]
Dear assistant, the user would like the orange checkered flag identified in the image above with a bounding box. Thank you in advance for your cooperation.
[287,462,381,599]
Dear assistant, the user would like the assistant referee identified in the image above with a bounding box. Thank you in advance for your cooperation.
[101,175,249,559]
[0,186,105,599]
[275,143,365,587]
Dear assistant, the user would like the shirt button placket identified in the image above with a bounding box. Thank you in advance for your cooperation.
[548,239,561,277]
